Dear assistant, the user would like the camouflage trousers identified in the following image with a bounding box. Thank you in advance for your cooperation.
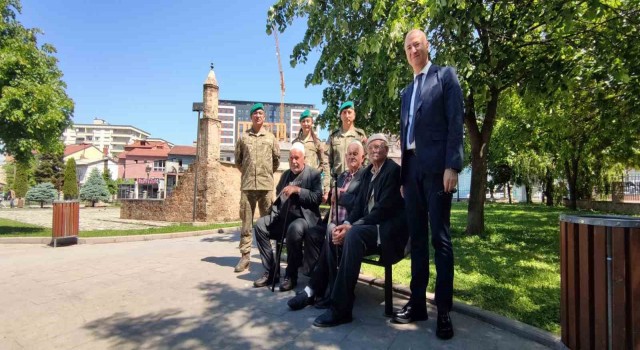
[239,190,272,254]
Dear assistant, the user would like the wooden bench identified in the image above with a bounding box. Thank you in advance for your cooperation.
[362,253,394,317]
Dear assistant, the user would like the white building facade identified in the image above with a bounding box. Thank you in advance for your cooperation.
[61,118,150,157]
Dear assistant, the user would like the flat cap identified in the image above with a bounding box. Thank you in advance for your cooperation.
[339,101,354,113]
[299,109,312,121]
[250,103,264,115]
[366,133,388,146]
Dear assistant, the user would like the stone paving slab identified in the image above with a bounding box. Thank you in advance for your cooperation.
[0,207,171,231]
[0,232,553,349]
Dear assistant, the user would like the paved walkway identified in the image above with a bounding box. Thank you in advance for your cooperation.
[0,232,551,349]
[0,207,171,231]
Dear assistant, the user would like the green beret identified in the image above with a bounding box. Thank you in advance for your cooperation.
[250,103,264,115]
[299,109,312,121]
[339,101,354,113]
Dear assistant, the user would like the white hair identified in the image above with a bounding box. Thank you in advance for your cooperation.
[291,142,306,155]
[348,140,365,153]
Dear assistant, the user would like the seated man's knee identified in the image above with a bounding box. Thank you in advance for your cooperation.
[344,226,365,246]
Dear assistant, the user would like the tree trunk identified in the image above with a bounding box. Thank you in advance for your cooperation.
[525,184,532,203]
[467,154,487,234]
[40,201,44,208]
[545,168,554,206]
[507,183,512,204]
[464,88,500,235]
[564,159,578,210]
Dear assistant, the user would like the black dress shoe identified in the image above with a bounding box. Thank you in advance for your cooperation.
[314,297,331,309]
[287,291,314,310]
[391,303,428,324]
[312,309,352,328]
[279,277,297,292]
[253,272,278,288]
[436,312,454,340]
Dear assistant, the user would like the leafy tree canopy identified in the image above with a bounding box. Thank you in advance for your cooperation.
[268,0,639,233]
[0,0,74,162]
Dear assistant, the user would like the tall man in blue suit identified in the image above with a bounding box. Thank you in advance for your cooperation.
[392,29,464,340]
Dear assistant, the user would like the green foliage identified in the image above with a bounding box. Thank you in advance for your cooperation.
[79,168,109,206]
[268,0,639,233]
[12,160,29,197]
[116,178,134,185]
[62,158,78,199]
[2,160,15,189]
[102,168,117,195]
[25,181,56,208]
[34,150,64,190]
[0,0,74,162]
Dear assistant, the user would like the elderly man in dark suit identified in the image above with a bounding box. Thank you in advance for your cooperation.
[296,134,408,328]
[393,29,464,340]
[253,142,323,292]
[287,140,367,310]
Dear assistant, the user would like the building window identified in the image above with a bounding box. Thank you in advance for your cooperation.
[154,160,165,172]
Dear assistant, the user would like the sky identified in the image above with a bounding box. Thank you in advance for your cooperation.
[17,0,326,146]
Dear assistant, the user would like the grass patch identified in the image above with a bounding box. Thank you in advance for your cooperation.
[361,202,594,334]
[0,218,239,237]
[0,218,51,236]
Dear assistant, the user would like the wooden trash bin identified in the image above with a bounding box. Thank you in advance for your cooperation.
[559,214,640,350]
[52,200,79,247]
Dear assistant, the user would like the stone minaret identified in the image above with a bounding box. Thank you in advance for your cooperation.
[121,66,240,223]
[198,66,221,163]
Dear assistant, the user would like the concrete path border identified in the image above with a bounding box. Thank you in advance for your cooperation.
[1,228,565,349]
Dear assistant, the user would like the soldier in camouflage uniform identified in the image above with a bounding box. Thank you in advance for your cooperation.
[328,101,367,178]
[234,103,280,272]
[293,109,330,202]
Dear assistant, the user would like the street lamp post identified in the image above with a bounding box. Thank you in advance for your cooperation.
[145,164,152,199]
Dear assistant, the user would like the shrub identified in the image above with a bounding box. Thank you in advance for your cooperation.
[63,158,78,199]
[25,182,58,208]
[79,168,110,206]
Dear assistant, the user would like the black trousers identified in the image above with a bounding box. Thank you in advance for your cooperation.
[308,223,339,299]
[403,152,454,312]
[329,224,378,316]
[254,213,316,279]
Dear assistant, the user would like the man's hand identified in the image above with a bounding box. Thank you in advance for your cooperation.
[322,192,329,204]
[282,185,301,198]
[443,169,458,193]
[332,223,352,246]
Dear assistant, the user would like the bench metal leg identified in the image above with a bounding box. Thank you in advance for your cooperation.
[384,264,393,317]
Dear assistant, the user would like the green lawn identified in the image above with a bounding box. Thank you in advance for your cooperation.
[361,202,589,334]
[0,218,239,237]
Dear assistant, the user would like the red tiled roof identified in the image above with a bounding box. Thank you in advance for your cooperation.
[169,145,196,156]
[125,148,170,157]
[64,144,92,157]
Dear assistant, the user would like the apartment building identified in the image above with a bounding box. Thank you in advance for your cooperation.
[61,118,150,157]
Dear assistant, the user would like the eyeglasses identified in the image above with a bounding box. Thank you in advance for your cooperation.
[367,144,385,151]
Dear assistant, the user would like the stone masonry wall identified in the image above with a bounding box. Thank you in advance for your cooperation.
[574,199,640,215]
[121,163,283,222]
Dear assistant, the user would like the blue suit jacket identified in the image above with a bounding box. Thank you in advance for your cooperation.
[400,64,464,179]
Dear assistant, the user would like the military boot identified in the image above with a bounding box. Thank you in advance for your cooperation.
[234,253,250,273]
